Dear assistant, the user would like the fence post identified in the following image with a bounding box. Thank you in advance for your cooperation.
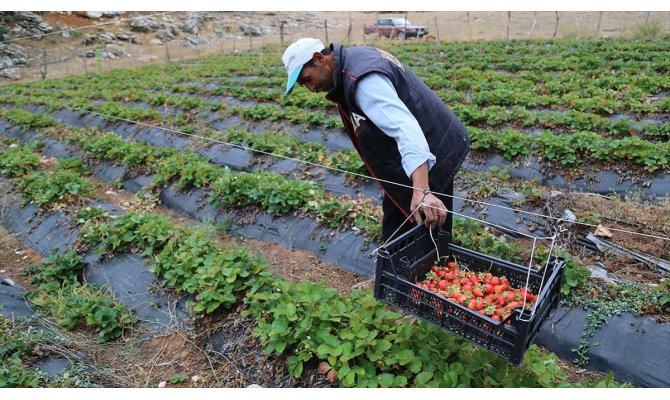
[164,43,170,62]
[435,16,440,41]
[596,11,603,37]
[466,12,470,41]
[39,49,47,79]
[528,11,537,38]
[347,13,352,44]
[324,19,329,43]
[553,11,560,38]
[506,11,512,40]
[248,26,253,49]
[645,11,650,24]
[280,20,285,44]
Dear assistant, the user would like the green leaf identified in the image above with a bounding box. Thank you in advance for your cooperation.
[392,375,408,387]
[378,373,395,388]
[396,349,415,365]
[414,371,434,387]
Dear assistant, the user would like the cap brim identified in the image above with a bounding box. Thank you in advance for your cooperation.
[285,66,303,95]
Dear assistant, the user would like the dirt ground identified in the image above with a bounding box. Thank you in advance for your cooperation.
[4,11,670,83]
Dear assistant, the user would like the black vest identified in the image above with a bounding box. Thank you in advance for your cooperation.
[325,43,470,218]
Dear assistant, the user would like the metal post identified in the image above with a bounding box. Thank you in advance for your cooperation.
[435,16,440,41]
[596,11,603,37]
[347,13,352,44]
[324,19,328,43]
[467,12,470,41]
[553,11,560,38]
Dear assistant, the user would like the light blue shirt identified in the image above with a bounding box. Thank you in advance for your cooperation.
[354,73,436,179]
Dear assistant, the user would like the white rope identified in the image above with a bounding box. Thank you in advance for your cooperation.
[37,103,670,244]
[1,12,177,44]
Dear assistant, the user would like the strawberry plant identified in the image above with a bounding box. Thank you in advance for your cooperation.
[28,284,137,343]
[0,145,41,177]
[19,169,93,207]
[25,252,87,292]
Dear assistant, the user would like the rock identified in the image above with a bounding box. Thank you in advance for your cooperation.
[594,224,613,238]
[115,32,139,44]
[105,44,127,57]
[76,11,104,19]
[239,25,264,37]
[13,12,54,38]
[0,43,28,62]
[181,37,208,46]
[129,16,163,33]
[158,381,166,388]
[76,11,123,19]
[155,24,179,42]
[83,34,98,45]
[98,33,117,43]
[0,43,28,80]
[0,68,21,80]
[180,12,205,34]
[15,11,43,25]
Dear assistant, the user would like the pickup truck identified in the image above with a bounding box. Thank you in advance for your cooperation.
[363,18,429,40]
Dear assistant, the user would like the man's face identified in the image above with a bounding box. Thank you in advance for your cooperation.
[297,54,333,93]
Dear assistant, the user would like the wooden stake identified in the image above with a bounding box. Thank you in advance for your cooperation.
[507,11,511,40]
[528,11,537,38]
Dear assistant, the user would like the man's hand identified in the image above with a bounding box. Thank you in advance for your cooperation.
[411,190,447,229]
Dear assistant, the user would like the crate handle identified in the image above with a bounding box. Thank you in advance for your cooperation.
[376,247,396,274]
[520,220,567,321]
[371,190,432,261]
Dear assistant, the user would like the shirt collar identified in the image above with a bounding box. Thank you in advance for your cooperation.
[325,43,345,104]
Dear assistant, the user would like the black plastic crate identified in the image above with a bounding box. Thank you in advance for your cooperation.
[374,224,565,366]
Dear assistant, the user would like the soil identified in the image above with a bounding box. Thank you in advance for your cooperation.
[561,192,670,285]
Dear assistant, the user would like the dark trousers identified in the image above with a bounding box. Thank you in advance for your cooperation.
[381,180,454,242]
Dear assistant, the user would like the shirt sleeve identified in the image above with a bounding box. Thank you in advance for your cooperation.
[353,72,436,179]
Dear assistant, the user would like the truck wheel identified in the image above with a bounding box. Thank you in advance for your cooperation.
[398,31,406,40]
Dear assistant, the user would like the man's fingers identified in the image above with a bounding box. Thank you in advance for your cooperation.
[414,205,424,225]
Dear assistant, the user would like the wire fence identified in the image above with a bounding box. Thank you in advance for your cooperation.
[1,11,670,83]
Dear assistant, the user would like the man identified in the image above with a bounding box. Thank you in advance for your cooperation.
[282,38,470,243]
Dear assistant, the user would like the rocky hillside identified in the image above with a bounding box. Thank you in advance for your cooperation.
[0,11,344,81]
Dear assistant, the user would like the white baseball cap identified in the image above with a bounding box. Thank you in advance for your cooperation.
[282,38,325,95]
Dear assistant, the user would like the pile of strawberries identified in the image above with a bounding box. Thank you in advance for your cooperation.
[415,260,536,324]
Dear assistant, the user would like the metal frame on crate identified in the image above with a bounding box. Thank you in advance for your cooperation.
[372,214,567,365]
